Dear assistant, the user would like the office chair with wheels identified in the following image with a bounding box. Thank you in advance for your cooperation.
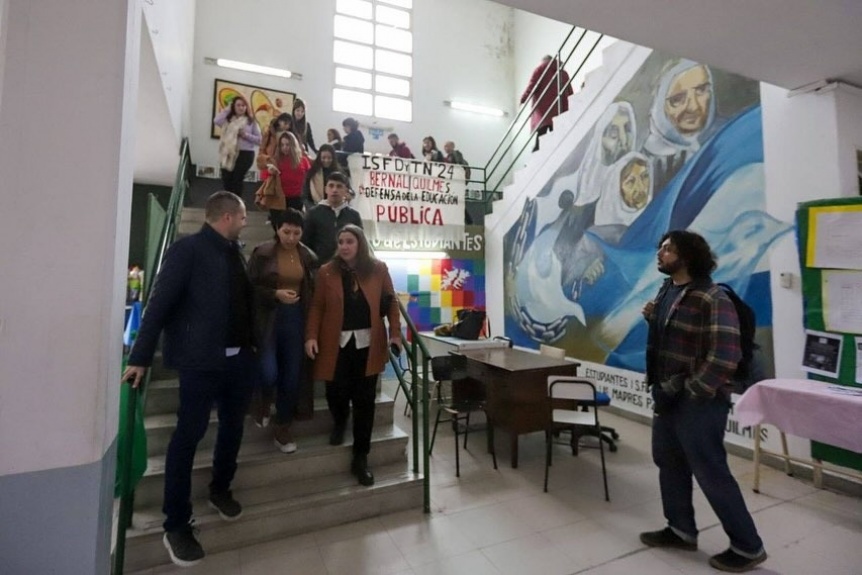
[538,344,619,454]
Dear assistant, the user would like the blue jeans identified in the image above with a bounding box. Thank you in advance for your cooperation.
[163,348,254,532]
[652,393,764,556]
[259,303,304,425]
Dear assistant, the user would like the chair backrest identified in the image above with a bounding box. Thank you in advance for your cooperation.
[547,376,597,402]
[539,344,566,360]
[431,354,468,382]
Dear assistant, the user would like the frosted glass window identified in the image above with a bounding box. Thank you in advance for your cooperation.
[334,15,373,44]
[375,74,410,97]
[336,68,373,90]
[378,0,412,9]
[375,95,412,122]
[334,89,373,116]
[375,49,412,77]
[375,25,412,53]
[376,5,410,28]
[336,0,372,20]
[334,40,373,70]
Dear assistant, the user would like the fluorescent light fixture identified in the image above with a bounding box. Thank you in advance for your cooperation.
[444,100,506,117]
[376,250,448,260]
[205,57,302,80]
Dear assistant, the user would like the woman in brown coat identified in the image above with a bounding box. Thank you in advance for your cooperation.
[305,225,401,486]
[248,209,319,453]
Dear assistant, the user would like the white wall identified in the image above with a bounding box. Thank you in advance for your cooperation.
[141,0,196,140]
[190,0,520,170]
[835,87,862,197]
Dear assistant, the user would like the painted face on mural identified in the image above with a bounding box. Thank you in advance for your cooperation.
[619,160,650,210]
[664,65,712,135]
[602,109,633,164]
[657,238,685,276]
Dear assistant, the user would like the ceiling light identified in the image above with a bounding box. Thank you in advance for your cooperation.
[444,100,506,117]
[205,57,302,80]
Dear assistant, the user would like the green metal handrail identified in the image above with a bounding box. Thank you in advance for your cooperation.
[114,138,190,575]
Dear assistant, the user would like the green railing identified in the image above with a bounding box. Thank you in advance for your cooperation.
[114,138,191,575]
[482,26,605,212]
[386,296,433,512]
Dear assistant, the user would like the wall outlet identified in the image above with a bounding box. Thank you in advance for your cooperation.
[779,272,793,289]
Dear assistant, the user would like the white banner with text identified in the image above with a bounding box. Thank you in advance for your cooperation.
[349,154,467,244]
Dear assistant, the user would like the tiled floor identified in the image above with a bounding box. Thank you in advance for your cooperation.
[140,388,862,575]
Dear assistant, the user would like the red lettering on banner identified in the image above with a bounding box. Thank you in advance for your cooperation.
[377,205,444,226]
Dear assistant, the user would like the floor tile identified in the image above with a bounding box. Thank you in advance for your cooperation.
[410,550,500,575]
[445,502,535,548]
[481,533,580,575]
[319,531,411,575]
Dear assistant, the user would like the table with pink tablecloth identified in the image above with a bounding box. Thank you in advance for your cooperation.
[736,379,862,454]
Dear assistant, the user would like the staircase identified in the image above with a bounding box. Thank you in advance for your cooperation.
[122,207,423,572]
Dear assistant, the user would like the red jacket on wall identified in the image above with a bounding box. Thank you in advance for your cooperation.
[520,57,574,131]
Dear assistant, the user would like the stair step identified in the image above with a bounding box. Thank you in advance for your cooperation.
[124,462,423,572]
[134,425,410,509]
[144,393,396,458]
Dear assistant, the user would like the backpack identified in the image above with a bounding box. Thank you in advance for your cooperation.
[717,283,759,393]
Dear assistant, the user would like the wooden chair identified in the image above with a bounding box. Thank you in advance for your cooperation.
[429,355,497,477]
[544,376,609,501]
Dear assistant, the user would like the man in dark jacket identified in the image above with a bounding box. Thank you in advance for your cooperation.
[639,230,766,573]
[303,172,363,262]
[122,191,256,567]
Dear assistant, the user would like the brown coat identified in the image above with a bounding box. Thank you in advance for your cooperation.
[256,128,279,171]
[306,260,401,382]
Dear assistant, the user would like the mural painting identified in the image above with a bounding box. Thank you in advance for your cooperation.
[504,52,792,387]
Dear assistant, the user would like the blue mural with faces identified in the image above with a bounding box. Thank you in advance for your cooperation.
[503,52,791,373]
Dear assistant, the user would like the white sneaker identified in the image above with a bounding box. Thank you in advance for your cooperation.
[274,438,297,454]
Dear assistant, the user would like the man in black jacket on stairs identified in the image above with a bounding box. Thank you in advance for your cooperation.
[123,191,256,568]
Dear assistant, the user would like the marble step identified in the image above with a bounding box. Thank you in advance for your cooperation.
[134,424,410,509]
[124,462,423,572]
[144,392,396,458]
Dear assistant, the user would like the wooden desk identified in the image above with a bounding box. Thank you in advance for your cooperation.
[453,348,580,468]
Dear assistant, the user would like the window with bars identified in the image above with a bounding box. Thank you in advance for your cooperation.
[333,0,413,122]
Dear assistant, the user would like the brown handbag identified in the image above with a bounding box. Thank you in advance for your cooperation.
[254,176,285,211]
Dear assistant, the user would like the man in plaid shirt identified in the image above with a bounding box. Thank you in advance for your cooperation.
[639,230,767,573]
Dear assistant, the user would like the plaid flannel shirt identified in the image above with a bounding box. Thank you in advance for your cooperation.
[646,279,742,399]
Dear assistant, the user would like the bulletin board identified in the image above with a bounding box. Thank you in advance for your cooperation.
[796,197,862,471]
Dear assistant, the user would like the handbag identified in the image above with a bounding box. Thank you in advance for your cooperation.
[452,308,487,340]
[254,176,285,211]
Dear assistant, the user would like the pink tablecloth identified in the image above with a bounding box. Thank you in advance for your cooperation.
[735,379,862,453]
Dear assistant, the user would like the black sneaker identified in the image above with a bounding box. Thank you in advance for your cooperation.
[208,490,243,521]
[639,527,697,550]
[163,526,204,567]
[709,549,767,572]
[351,455,375,486]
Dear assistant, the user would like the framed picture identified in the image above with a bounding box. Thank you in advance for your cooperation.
[211,78,296,139]
[801,329,843,378]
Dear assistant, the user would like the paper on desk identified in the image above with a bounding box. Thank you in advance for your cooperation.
[822,271,862,334]
[806,205,862,269]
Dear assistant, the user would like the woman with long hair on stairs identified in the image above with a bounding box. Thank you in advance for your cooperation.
[214,95,261,194]
[248,209,319,453]
[304,225,402,486]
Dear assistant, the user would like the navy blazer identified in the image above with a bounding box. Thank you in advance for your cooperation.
[129,224,254,371]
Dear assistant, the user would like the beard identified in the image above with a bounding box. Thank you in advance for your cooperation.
[658,259,684,276]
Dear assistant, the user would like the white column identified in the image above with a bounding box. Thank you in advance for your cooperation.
[0,0,140,572]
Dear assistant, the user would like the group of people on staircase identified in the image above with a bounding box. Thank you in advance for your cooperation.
[122,187,401,567]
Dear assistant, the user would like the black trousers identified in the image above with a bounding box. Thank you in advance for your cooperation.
[326,339,378,456]
[533,124,552,151]
[221,149,255,195]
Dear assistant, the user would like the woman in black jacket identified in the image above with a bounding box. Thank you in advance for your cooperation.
[338,117,365,169]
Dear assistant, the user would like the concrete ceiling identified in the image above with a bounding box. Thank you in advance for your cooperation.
[496,0,862,89]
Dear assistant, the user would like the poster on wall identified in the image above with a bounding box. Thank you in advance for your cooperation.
[805,205,862,270]
[801,329,843,378]
[349,154,467,244]
[501,50,793,423]
[210,79,295,139]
